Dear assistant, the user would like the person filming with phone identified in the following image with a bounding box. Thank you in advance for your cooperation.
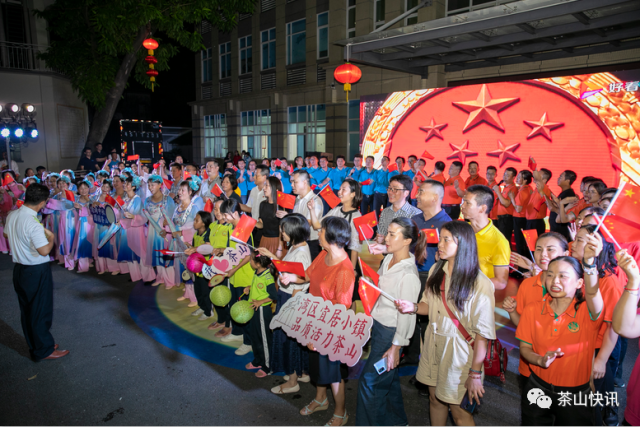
[395,220,495,426]
[355,217,422,426]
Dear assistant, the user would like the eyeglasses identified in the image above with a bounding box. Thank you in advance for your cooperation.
[387,186,407,193]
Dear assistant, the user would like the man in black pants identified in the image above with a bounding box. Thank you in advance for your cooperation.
[4,183,69,360]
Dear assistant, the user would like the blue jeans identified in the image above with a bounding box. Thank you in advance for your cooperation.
[356,320,408,426]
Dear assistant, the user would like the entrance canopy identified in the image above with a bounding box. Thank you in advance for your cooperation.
[336,0,640,76]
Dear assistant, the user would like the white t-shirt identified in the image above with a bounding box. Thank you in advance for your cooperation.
[0,159,19,176]
[5,206,50,265]
[246,186,265,220]
[293,190,323,241]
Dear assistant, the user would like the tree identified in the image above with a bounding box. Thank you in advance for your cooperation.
[35,0,255,147]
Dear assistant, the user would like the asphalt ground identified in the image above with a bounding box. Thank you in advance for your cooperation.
[0,254,636,426]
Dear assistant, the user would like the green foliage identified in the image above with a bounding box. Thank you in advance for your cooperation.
[34,0,256,108]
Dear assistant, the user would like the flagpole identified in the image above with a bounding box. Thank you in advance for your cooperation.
[230,235,259,251]
[310,183,331,201]
[359,225,373,252]
[593,213,622,250]
[361,278,395,302]
[594,179,626,234]
[521,229,535,262]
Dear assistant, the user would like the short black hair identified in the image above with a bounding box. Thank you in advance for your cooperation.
[540,168,552,181]
[280,213,311,245]
[466,184,494,212]
[520,170,533,185]
[505,167,517,178]
[396,156,406,164]
[83,147,92,153]
[354,154,363,160]
[487,165,497,173]
[321,216,351,248]
[36,166,46,172]
[451,161,463,169]
[563,170,577,185]
[320,156,328,162]
[468,161,479,167]
[389,174,413,196]
[366,156,374,162]
[435,161,445,171]
[255,164,270,177]
[293,169,311,184]
[223,174,238,190]
[170,162,183,170]
[336,155,345,161]
[408,155,417,161]
[24,183,50,205]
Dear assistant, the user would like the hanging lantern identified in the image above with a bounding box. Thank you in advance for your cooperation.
[143,38,159,92]
[333,63,362,102]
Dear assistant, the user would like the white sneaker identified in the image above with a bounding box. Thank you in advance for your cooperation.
[284,374,311,383]
[191,308,204,317]
[198,313,213,321]
[235,344,252,356]
[220,334,243,343]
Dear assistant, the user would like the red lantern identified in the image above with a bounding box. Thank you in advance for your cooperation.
[143,38,159,51]
[142,38,159,92]
[333,63,362,102]
[146,70,159,77]
[145,55,158,64]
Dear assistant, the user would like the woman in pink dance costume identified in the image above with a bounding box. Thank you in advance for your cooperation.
[144,174,176,288]
[71,180,95,273]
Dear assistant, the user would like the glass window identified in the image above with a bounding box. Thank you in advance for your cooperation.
[405,0,419,25]
[204,114,228,158]
[286,19,306,65]
[261,28,276,70]
[374,0,385,29]
[446,0,510,15]
[347,0,356,38]
[201,48,212,82]
[287,104,326,158]
[239,35,252,75]
[317,12,329,59]
[219,42,231,79]
[241,110,271,158]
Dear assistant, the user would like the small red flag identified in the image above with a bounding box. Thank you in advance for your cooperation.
[361,179,373,186]
[183,171,192,179]
[272,259,306,277]
[64,189,75,201]
[421,150,434,160]
[203,170,209,180]
[521,229,538,252]
[16,200,24,208]
[277,191,296,209]
[116,196,125,207]
[310,184,317,191]
[354,211,377,240]
[388,163,398,172]
[204,199,214,213]
[528,156,537,171]
[274,159,282,167]
[3,174,15,186]
[319,185,341,209]
[359,257,380,285]
[127,155,139,161]
[289,165,294,174]
[358,258,381,316]
[153,163,160,170]
[599,215,640,243]
[104,195,117,207]
[210,183,223,197]
[232,166,238,172]
[609,182,640,227]
[93,180,100,187]
[422,228,439,244]
[230,214,257,243]
[163,178,173,189]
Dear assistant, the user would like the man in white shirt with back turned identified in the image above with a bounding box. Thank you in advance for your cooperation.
[4,183,69,360]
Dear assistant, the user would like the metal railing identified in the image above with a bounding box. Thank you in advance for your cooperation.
[0,42,62,75]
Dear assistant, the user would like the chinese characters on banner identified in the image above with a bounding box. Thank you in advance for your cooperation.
[608,81,639,93]
[201,245,251,279]
[270,292,373,367]
[89,205,111,226]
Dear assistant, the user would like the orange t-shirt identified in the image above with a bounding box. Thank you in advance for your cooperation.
[595,273,623,349]
[567,199,591,220]
[526,185,551,220]
[514,272,546,376]
[465,175,488,187]
[443,175,465,205]
[431,173,445,184]
[487,180,499,220]
[306,251,355,307]
[516,297,603,387]
[497,183,517,216]
[514,185,533,219]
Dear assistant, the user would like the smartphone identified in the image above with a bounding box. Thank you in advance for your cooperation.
[460,393,480,415]
[373,357,387,375]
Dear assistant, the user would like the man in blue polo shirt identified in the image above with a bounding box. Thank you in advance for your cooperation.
[358,155,377,215]
[309,156,332,214]
[277,157,292,194]
[306,156,320,184]
[348,154,364,181]
[328,155,349,195]
[372,156,391,215]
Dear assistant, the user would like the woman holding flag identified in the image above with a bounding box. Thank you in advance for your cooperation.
[356,217,421,426]
[71,180,95,273]
[144,175,177,289]
[54,175,77,270]
[92,179,119,275]
[395,220,495,426]
[256,176,284,255]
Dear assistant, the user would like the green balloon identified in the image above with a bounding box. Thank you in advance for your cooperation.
[209,285,232,306]
[230,300,255,324]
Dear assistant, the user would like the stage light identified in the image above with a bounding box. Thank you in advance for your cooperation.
[26,122,39,140]
[14,127,24,138]
[0,125,9,138]
[22,104,35,113]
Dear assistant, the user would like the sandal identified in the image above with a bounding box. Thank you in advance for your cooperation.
[245,362,262,370]
[208,322,224,330]
[300,398,328,416]
[325,412,348,426]
[255,369,268,378]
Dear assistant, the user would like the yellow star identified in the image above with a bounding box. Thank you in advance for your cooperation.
[625,189,635,198]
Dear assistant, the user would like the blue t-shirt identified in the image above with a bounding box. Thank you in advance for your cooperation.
[246,170,256,192]
[374,169,391,193]
[348,166,365,182]
[309,167,331,187]
[236,169,250,196]
[411,209,452,272]
[358,168,377,196]
[328,167,350,190]
[271,168,292,194]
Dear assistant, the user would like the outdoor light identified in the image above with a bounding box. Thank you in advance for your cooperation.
[143,38,159,50]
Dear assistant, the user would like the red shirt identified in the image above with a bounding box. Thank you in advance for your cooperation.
[526,184,551,220]
[595,273,622,348]
[514,272,546,376]
[443,175,465,205]
[497,183,516,216]
[487,180,499,220]
[431,173,445,184]
[465,175,488,187]
[513,185,533,219]
[307,251,355,307]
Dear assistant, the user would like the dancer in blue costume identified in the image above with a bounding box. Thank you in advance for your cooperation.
[71,180,95,273]
[144,174,176,288]
[92,179,119,275]
[54,175,77,270]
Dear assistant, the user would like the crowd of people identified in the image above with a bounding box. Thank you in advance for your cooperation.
[2,145,640,426]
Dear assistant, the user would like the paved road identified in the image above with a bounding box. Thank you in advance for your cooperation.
[0,255,636,425]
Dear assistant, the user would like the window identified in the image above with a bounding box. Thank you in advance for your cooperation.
[446,0,511,16]
[239,35,252,75]
[347,0,356,38]
[405,0,419,25]
[286,19,306,65]
[348,100,361,160]
[204,114,227,158]
[241,110,271,158]
[201,48,212,82]
[374,0,385,29]
[317,12,329,59]
[261,28,276,70]
[287,104,326,158]
[219,42,231,79]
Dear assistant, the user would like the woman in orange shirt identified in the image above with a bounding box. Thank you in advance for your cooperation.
[292,216,355,426]
[504,231,569,390]
[516,231,605,425]
[510,170,534,259]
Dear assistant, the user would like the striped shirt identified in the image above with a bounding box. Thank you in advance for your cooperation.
[378,201,422,236]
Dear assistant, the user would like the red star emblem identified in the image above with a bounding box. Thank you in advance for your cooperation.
[523,112,564,141]
[452,84,520,132]
[446,140,478,164]
[421,150,434,160]
[487,140,521,166]
[419,117,448,141]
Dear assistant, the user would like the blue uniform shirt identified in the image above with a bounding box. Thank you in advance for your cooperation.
[374,169,391,194]
[328,167,349,190]
[358,168,377,196]
[411,209,452,272]
[236,169,250,196]
[348,166,365,182]
[246,170,256,192]
[272,168,292,194]
[309,167,331,187]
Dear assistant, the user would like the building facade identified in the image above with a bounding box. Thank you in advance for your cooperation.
[190,0,640,164]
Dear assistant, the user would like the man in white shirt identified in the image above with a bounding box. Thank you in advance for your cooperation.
[277,169,323,260]
[241,164,269,244]
[200,159,222,200]
[4,183,69,360]
[0,151,19,176]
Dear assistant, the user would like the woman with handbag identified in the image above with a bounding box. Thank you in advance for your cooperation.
[395,220,495,426]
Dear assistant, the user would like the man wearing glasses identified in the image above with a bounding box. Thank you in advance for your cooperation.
[375,174,421,243]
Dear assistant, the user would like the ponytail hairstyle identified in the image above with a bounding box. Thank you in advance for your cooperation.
[196,210,213,229]
[252,250,277,278]
[391,217,426,265]
[425,220,479,311]
[547,256,585,311]
[580,225,617,278]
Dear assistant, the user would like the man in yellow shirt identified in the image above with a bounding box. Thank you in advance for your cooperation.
[460,184,510,290]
